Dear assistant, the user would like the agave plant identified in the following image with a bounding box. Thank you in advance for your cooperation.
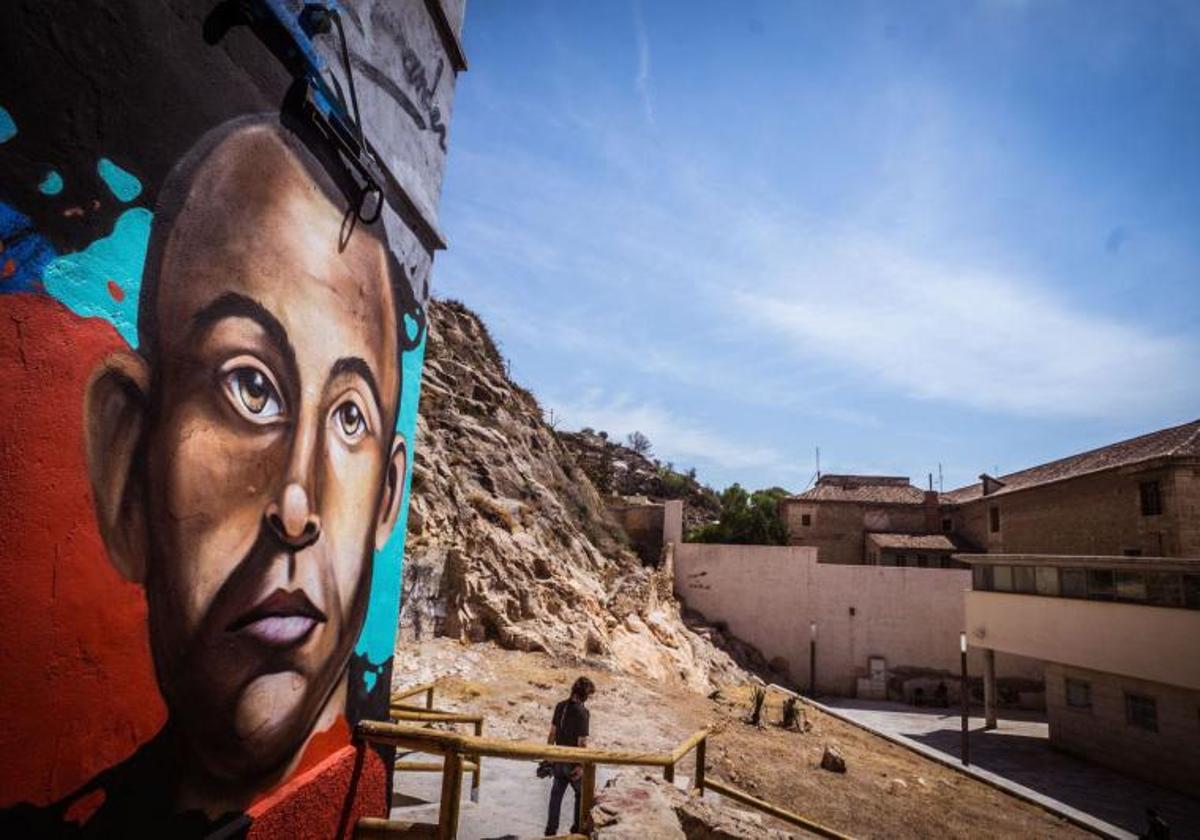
[749,686,767,726]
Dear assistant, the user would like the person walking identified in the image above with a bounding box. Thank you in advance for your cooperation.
[544,676,595,836]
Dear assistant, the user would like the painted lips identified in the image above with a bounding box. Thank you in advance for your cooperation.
[228,588,326,646]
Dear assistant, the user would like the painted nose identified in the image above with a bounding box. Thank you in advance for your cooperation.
[266,482,321,548]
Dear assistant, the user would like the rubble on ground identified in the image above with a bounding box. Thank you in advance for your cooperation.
[593,773,796,840]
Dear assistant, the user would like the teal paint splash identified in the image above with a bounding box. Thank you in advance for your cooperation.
[356,331,427,666]
[98,158,143,203]
[0,106,15,143]
[38,170,64,196]
[43,208,152,347]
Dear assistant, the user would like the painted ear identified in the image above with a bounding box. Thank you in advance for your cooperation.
[374,434,408,551]
[84,352,151,583]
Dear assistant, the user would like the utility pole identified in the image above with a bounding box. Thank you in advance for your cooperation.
[960,631,970,766]
[809,621,818,697]
[815,447,821,480]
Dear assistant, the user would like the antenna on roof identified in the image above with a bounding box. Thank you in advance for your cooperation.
[816,447,821,480]
[928,472,933,491]
[938,462,943,493]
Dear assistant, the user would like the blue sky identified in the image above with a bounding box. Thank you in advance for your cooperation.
[433,1,1200,493]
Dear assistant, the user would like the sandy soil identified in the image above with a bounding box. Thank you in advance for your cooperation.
[392,639,1090,839]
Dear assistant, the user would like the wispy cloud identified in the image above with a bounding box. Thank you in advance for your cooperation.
[631,0,657,130]
[733,236,1199,419]
[545,389,783,471]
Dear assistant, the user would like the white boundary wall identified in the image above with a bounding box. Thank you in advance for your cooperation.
[675,543,1040,694]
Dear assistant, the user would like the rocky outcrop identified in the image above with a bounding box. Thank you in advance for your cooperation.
[592,773,796,840]
[398,300,746,691]
[557,429,721,535]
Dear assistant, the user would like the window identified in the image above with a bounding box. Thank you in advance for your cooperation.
[1184,575,1200,609]
[1087,569,1115,601]
[1125,693,1158,732]
[941,517,953,533]
[972,565,993,591]
[1147,573,1184,607]
[1139,481,1163,516]
[1035,567,1060,596]
[1065,679,1091,710]
[801,513,812,527]
[993,565,1013,592]
[1061,569,1088,598]
[1115,572,1148,602]
[895,554,907,567]
[917,554,927,568]
[989,506,1001,533]
[1014,566,1037,593]
[1122,548,1143,557]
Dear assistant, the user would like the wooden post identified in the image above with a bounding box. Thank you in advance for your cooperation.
[580,762,596,832]
[438,750,463,840]
[471,720,483,801]
[426,686,435,710]
[663,761,675,785]
[694,736,706,796]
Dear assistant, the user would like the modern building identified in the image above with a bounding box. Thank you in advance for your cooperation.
[964,553,1200,797]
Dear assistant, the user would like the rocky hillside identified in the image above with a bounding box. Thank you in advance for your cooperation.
[398,299,752,691]
[556,429,721,535]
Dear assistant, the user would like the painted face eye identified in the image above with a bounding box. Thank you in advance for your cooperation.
[224,367,283,420]
[335,401,366,441]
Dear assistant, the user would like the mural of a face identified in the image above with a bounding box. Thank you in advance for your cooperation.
[85,123,407,800]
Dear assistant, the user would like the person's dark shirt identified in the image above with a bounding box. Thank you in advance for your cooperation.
[552,699,590,747]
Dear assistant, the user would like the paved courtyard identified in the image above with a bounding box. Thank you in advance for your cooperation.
[821,698,1200,839]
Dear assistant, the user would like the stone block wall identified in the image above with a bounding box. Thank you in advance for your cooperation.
[955,464,1194,557]
[1046,662,1200,798]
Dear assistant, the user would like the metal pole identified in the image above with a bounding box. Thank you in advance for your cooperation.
[960,631,970,767]
[809,621,817,697]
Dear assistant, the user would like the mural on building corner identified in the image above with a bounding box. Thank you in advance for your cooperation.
[0,1,460,836]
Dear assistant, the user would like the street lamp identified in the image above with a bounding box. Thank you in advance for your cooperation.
[809,621,818,697]
[960,631,970,766]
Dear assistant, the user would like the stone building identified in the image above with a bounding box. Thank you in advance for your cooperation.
[784,419,1200,564]
[780,474,960,566]
[943,418,1200,558]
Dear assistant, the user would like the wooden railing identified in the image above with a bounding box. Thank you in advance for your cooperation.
[358,683,853,840]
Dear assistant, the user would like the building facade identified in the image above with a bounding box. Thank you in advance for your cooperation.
[964,553,1200,797]
[785,419,1200,565]
[781,475,952,565]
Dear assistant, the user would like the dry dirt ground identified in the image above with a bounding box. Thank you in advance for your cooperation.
[393,639,1090,839]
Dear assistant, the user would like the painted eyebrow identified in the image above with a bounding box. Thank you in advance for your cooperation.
[190,293,298,379]
[330,356,384,420]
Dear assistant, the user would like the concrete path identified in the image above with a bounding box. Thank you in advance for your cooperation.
[391,754,649,839]
[820,698,1200,839]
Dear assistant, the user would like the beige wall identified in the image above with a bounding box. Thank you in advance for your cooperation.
[675,544,1039,694]
[1046,662,1200,798]
[965,590,1200,691]
[663,500,683,546]
[955,464,1195,557]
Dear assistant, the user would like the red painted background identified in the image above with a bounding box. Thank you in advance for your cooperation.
[0,294,385,833]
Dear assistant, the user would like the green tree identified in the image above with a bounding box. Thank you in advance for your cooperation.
[688,484,789,545]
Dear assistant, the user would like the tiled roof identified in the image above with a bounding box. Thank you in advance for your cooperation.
[866,533,960,551]
[944,419,1200,504]
[790,475,935,505]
